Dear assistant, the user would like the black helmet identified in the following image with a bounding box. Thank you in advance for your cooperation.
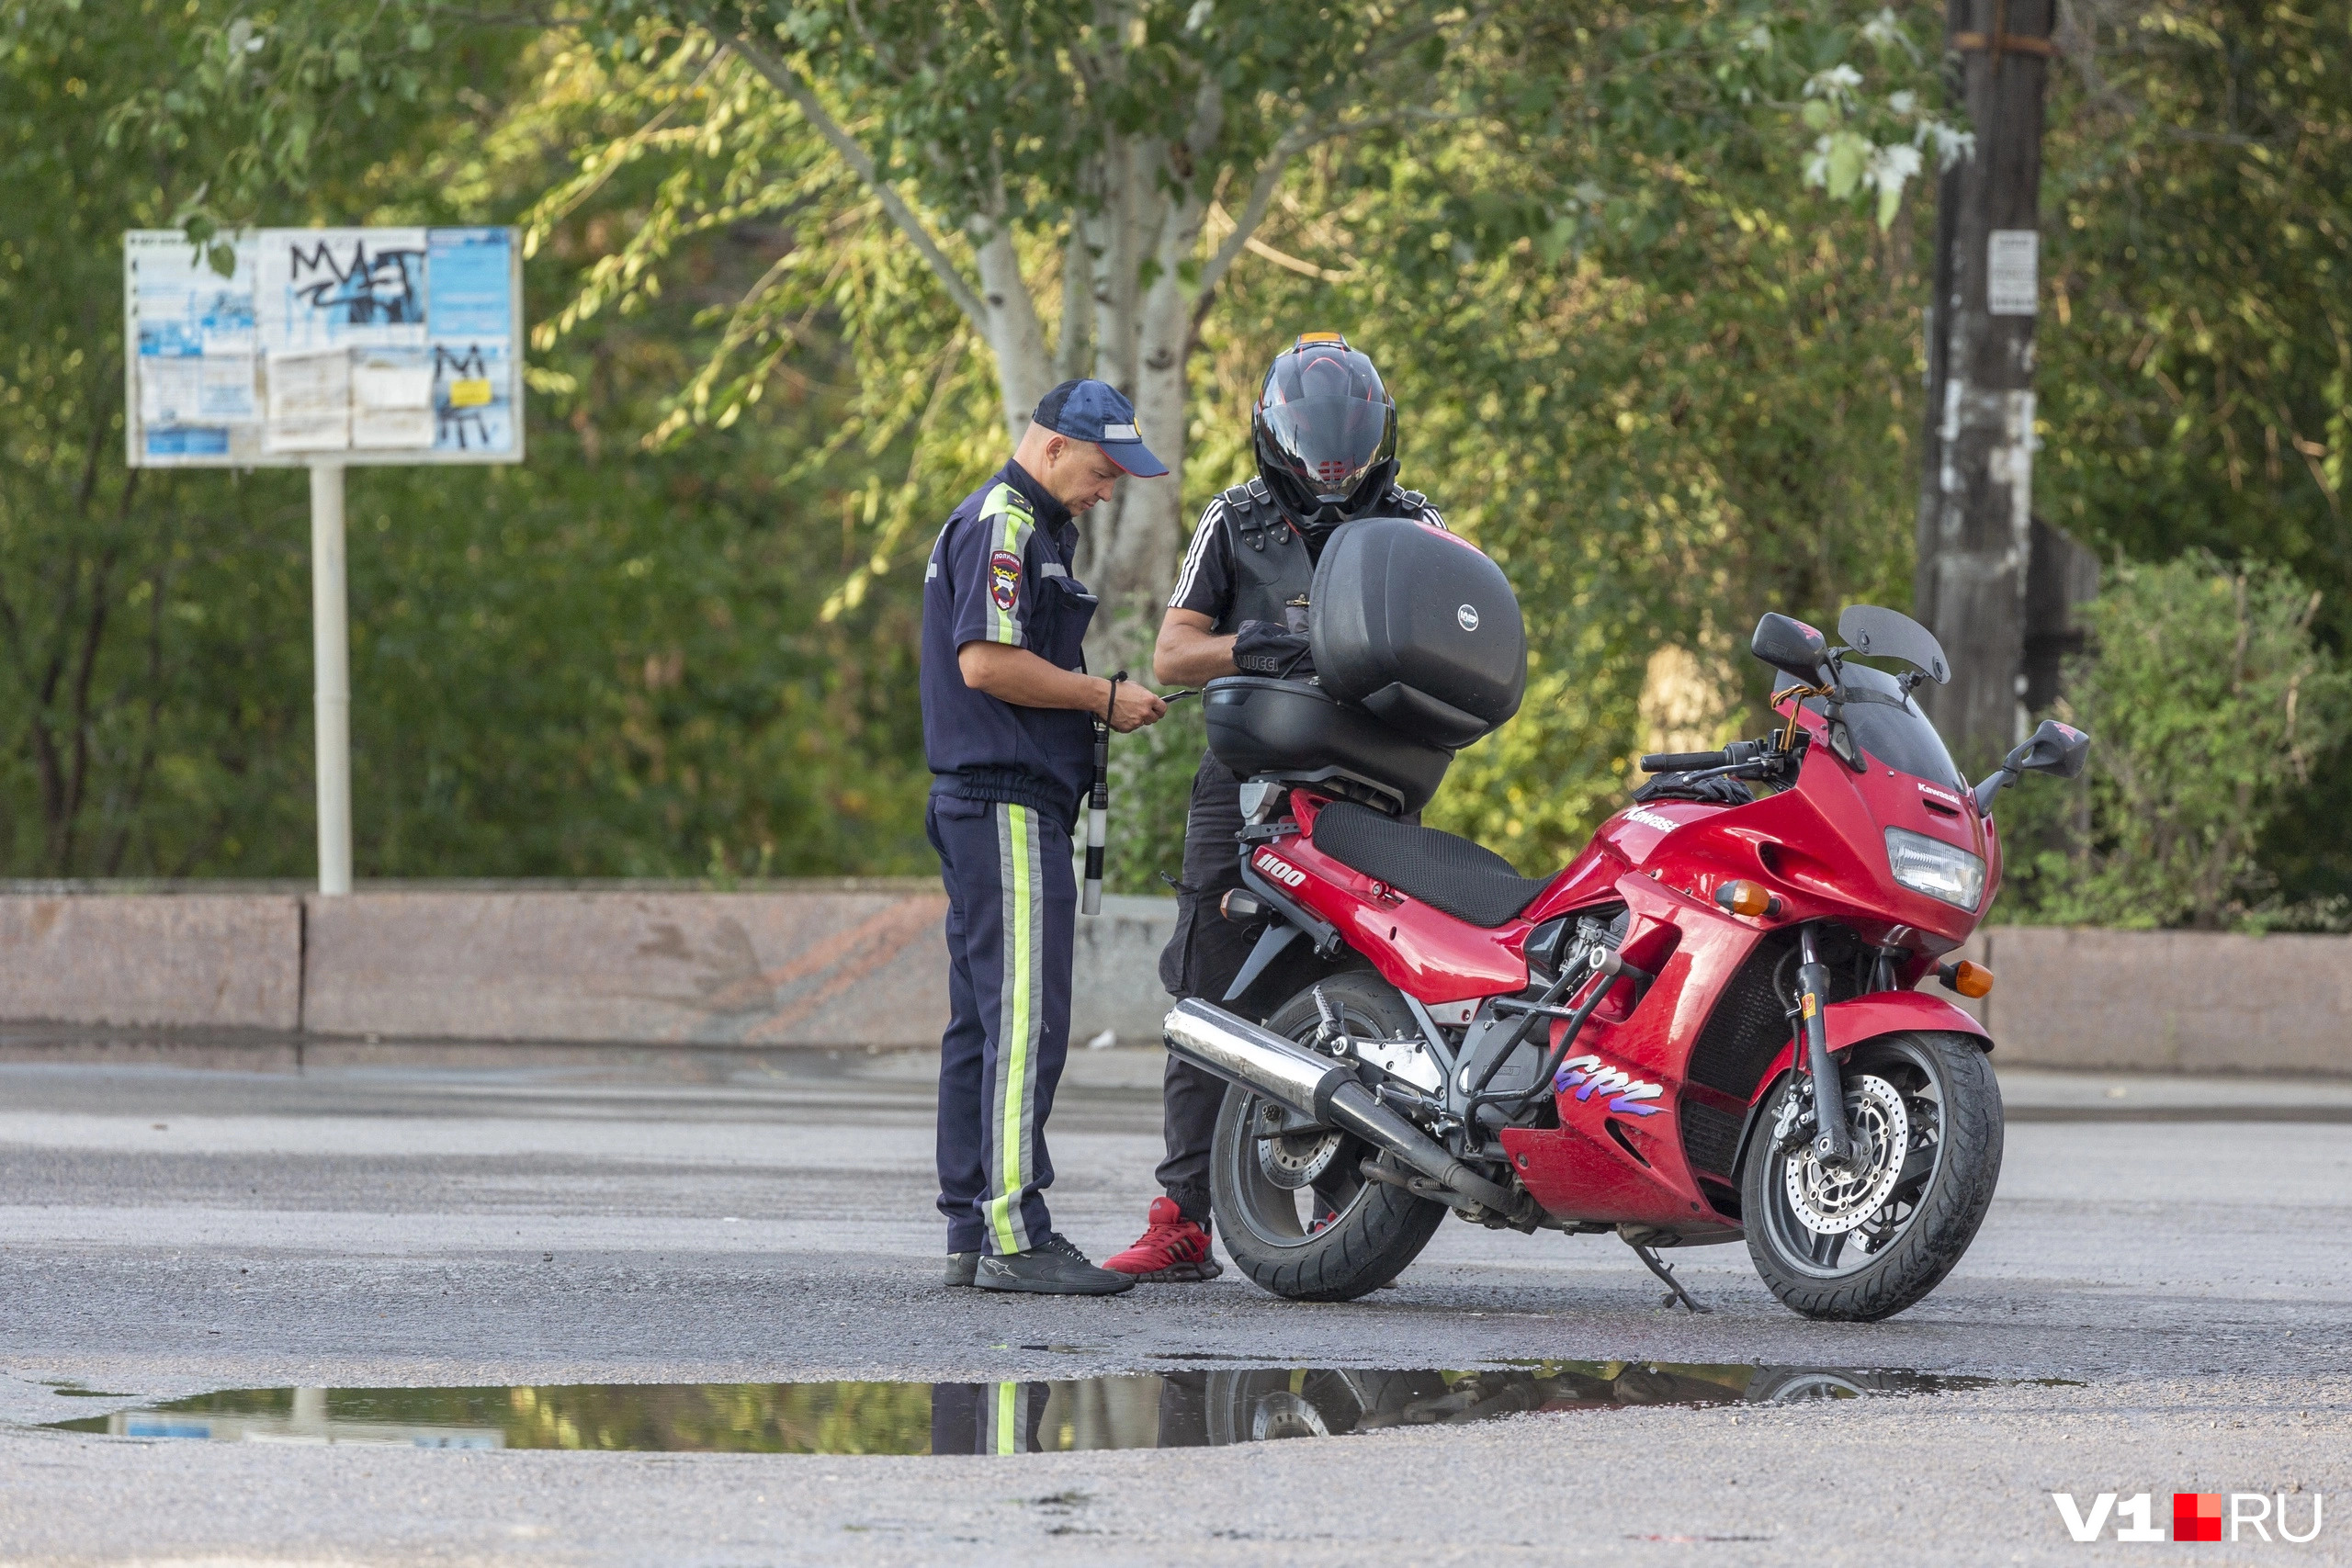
[1251,333,1398,526]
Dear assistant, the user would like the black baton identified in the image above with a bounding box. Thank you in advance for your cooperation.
[1084,671,1123,916]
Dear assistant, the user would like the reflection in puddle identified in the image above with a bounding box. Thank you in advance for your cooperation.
[47,1363,1997,1455]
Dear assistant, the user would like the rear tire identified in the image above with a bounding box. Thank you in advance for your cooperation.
[1203,1369,1448,1442]
[1740,1030,2002,1322]
[1210,972,1447,1303]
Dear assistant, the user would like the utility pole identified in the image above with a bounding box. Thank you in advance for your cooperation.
[1916,0,2055,765]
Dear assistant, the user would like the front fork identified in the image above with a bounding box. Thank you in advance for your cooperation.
[1792,923,1854,1166]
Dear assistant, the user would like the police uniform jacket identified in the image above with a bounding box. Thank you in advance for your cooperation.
[922,461,1099,828]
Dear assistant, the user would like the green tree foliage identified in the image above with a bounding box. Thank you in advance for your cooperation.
[10,1,2351,924]
[1996,552,2347,930]
[1099,6,1951,873]
[0,10,933,877]
[2039,4,2351,615]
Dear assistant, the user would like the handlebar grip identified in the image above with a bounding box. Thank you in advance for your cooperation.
[1639,750,1730,773]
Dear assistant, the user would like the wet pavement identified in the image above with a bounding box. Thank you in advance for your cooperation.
[0,1043,2347,1564]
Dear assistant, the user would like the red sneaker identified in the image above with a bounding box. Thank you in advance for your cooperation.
[1103,1197,1223,1281]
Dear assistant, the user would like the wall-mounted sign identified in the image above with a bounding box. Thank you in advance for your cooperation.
[1986,230,2040,318]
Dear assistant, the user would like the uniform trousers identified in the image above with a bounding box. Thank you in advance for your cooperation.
[930,1381,1051,1454]
[930,794,1075,1256]
[1152,751,1257,1224]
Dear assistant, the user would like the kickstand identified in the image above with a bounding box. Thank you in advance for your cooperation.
[1628,1239,1710,1314]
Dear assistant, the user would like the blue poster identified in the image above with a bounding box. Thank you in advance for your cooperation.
[426,229,514,338]
[145,426,231,457]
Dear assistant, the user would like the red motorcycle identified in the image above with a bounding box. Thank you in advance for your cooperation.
[1162,519,2088,1321]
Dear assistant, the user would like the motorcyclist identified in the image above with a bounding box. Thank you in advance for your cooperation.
[1103,333,1447,1282]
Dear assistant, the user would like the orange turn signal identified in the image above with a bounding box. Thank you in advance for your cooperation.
[1713,880,1781,919]
[1938,959,1994,998]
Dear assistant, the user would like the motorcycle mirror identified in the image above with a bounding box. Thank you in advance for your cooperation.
[2007,718,2092,779]
[1751,613,1832,688]
[1837,605,1950,685]
[1971,719,2092,814]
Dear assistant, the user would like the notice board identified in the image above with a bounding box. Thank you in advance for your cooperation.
[123,227,525,468]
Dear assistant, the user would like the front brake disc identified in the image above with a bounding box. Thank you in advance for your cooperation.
[1783,1074,1910,1235]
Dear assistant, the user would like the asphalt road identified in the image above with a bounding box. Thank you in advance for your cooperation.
[1,1042,2347,1566]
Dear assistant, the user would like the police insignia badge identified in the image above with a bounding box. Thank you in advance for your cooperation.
[989,549,1022,612]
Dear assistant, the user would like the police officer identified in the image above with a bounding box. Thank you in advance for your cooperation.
[926,378,1169,1295]
[1104,334,1447,1282]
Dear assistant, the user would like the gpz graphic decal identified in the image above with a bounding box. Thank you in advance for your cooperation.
[1554,1053,1666,1117]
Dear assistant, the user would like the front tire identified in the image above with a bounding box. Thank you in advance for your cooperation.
[1210,972,1447,1302]
[1741,1030,2003,1322]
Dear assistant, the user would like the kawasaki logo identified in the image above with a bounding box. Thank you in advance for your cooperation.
[1254,852,1307,888]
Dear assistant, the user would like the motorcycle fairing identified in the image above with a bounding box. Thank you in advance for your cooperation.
[1497,872,1759,1227]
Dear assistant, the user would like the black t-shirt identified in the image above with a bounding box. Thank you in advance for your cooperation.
[1166,487,1448,619]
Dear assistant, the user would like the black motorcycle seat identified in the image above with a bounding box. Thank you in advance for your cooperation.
[1310,801,1555,928]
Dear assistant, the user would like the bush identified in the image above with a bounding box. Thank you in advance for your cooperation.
[1995,552,2348,930]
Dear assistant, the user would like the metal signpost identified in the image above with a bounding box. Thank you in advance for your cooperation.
[123,228,526,894]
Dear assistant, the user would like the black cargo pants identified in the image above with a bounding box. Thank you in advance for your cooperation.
[1153,750,1258,1226]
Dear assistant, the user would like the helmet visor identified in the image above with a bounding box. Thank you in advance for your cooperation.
[1259,349,1396,504]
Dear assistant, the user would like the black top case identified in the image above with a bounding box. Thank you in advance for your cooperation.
[1309,516,1527,750]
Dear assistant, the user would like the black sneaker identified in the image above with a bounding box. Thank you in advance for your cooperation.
[975,1234,1136,1296]
[944,1251,979,1288]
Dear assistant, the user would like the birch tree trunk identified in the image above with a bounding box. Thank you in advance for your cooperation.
[728,29,1331,647]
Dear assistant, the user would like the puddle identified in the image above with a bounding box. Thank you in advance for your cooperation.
[44,1363,2004,1454]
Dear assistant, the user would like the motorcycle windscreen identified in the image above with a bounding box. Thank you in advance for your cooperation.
[1781,662,1965,790]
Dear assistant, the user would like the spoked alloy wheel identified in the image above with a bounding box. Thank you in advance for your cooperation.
[1741,1030,2003,1322]
[1210,972,1446,1303]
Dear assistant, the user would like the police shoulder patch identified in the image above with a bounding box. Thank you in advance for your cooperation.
[989,549,1022,612]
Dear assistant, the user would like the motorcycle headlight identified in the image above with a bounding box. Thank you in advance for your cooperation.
[1884,827,1984,910]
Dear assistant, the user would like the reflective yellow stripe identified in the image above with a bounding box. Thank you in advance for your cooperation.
[978,483,1033,645]
[989,804,1034,1254]
[995,1382,1017,1455]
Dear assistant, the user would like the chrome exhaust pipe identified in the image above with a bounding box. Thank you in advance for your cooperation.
[1162,998,1521,1217]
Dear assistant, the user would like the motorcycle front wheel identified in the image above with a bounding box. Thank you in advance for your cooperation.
[1740,1030,2003,1322]
[1209,972,1447,1303]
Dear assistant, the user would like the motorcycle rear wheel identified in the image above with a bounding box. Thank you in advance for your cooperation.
[1210,972,1447,1303]
[1741,1030,2003,1323]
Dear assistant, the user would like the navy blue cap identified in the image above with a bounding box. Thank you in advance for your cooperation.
[1033,379,1168,477]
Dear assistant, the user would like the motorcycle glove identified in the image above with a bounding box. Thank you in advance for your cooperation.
[1232,619,1314,679]
[1632,771,1753,808]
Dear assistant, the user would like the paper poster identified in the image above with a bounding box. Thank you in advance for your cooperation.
[144,427,232,459]
[351,349,435,448]
[127,231,256,357]
[426,229,514,337]
[257,227,430,352]
[430,338,514,454]
[138,353,256,425]
[264,347,352,452]
[1987,230,2039,316]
